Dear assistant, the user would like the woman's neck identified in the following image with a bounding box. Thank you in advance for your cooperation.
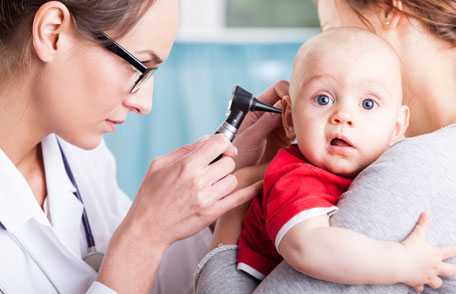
[0,76,49,207]
[0,76,48,164]
[402,47,456,137]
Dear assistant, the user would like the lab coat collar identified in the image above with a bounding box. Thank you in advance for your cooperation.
[42,134,77,196]
[0,134,79,233]
[0,135,95,292]
[0,143,50,231]
[42,134,84,257]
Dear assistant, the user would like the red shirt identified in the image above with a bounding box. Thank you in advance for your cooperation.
[237,145,353,279]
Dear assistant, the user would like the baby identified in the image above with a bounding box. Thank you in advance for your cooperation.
[237,27,456,291]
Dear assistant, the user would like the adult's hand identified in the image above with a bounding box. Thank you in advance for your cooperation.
[211,164,267,249]
[209,80,292,249]
[98,134,261,294]
[233,80,291,169]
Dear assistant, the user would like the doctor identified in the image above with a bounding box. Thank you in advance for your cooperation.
[0,0,287,293]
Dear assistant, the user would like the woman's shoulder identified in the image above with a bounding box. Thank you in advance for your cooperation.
[401,123,456,144]
[351,124,456,187]
[381,124,456,163]
[334,124,456,244]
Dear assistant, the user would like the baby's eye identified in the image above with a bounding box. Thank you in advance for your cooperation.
[361,98,377,110]
[315,94,334,106]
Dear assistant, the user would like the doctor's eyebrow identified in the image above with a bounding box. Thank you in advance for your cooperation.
[135,50,163,65]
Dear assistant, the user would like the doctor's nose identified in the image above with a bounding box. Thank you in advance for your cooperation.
[330,110,354,127]
[124,78,154,115]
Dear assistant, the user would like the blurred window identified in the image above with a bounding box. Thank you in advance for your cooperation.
[226,0,320,28]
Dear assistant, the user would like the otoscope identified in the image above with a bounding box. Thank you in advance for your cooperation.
[211,85,282,163]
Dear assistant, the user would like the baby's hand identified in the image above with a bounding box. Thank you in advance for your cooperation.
[400,212,456,292]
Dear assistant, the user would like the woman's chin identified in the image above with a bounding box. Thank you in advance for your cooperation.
[59,132,104,150]
[79,135,104,150]
[79,139,103,150]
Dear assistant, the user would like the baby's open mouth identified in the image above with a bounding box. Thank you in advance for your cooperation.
[330,138,353,147]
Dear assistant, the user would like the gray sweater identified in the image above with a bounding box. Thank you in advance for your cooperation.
[194,124,456,294]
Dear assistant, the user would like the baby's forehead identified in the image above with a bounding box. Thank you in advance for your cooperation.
[297,28,399,68]
[292,28,402,93]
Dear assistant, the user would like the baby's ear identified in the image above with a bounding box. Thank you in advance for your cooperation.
[282,95,296,140]
[390,104,410,145]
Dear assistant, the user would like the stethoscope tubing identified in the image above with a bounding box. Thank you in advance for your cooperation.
[57,141,96,249]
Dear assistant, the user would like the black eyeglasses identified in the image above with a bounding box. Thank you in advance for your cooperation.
[93,32,158,94]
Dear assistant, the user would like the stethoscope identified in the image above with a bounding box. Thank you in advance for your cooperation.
[0,140,104,293]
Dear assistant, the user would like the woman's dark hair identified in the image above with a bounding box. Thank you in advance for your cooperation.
[0,0,155,77]
[346,0,456,45]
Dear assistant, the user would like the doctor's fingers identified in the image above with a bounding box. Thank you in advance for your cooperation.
[239,80,289,133]
[148,136,212,172]
[184,134,237,168]
[256,80,289,108]
[239,100,283,145]
[238,80,289,133]
[196,180,262,224]
[191,175,238,210]
[198,156,237,188]
[234,164,267,189]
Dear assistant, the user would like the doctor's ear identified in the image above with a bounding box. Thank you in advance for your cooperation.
[281,95,296,140]
[32,1,73,63]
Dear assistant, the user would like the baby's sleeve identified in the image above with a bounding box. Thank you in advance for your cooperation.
[264,166,340,251]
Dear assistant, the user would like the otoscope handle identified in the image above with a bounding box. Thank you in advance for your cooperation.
[209,85,281,165]
[211,122,238,164]
[215,121,238,142]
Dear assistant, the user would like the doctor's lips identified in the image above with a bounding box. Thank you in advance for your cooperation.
[104,119,125,132]
[106,119,125,125]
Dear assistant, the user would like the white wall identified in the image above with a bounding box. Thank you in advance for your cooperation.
[178,0,318,43]
[179,0,225,38]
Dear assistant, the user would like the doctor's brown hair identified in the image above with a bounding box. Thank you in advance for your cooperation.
[0,0,155,78]
[346,0,456,45]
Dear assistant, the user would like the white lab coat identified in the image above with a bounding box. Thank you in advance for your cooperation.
[0,134,211,294]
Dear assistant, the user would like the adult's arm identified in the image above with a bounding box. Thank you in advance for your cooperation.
[255,127,456,293]
[95,134,261,294]
[64,137,238,294]
[95,79,290,293]
[92,140,214,294]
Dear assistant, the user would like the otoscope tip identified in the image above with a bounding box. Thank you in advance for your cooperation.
[251,98,282,114]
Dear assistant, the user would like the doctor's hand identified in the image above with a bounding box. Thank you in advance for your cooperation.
[99,134,261,293]
[126,134,261,249]
[210,163,267,249]
[233,80,291,169]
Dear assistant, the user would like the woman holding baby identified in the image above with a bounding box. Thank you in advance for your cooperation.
[195,1,456,293]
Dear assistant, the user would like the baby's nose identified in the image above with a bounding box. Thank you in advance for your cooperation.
[330,112,353,127]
